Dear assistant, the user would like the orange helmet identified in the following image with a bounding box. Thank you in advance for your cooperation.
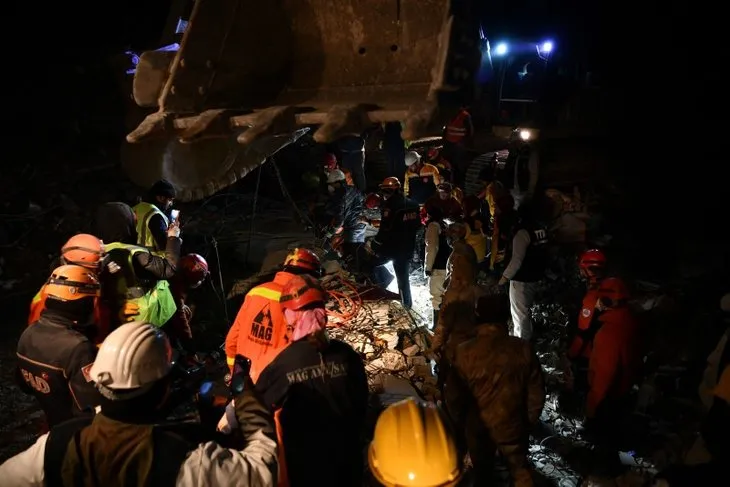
[61,234,104,269]
[283,248,322,276]
[45,265,100,302]
[180,253,209,288]
[597,277,630,306]
[280,274,326,311]
[379,177,401,191]
[579,249,607,271]
[365,193,382,209]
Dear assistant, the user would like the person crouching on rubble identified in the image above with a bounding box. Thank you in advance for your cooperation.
[132,178,177,253]
[367,176,421,308]
[225,247,323,383]
[166,253,210,355]
[654,293,730,486]
[368,398,464,487]
[424,205,450,328]
[17,264,103,430]
[255,274,369,487]
[28,233,111,342]
[576,276,643,476]
[322,168,366,268]
[499,202,549,341]
[94,202,181,330]
[0,321,278,486]
[453,292,545,487]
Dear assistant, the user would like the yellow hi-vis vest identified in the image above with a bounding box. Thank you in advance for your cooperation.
[132,202,169,252]
[103,242,177,328]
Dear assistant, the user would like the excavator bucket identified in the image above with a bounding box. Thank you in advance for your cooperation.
[122,0,482,200]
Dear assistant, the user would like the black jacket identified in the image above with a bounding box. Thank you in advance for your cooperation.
[372,192,421,258]
[324,186,366,243]
[16,312,101,428]
[256,337,369,486]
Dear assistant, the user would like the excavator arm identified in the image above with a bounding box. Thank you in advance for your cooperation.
[122,0,482,200]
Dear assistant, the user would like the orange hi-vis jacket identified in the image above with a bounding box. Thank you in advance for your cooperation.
[225,271,296,383]
[567,285,602,360]
[587,307,642,416]
[28,285,110,345]
[444,109,471,144]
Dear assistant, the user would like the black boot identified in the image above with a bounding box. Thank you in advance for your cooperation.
[432,309,440,329]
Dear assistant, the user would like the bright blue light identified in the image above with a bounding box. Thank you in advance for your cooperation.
[541,41,553,53]
[494,42,508,56]
[199,381,213,396]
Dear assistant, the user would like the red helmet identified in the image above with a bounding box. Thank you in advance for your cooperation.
[379,177,401,190]
[280,274,326,311]
[61,234,104,270]
[365,193,382,209]
[283,248,322,275]
[324,153,338,170]
[579,249,607,271]
[427,147,440,160]
[180,253,209,288]
[597,277,630,306]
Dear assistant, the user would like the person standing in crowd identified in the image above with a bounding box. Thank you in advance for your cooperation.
[403,150,441,206]
[442,105,474,187]
[323,169,366,266]
[132,179,178,252]
[423,206,450,328]
[499,202,549,341]
[381,121,407,182]
[335,134,367,191]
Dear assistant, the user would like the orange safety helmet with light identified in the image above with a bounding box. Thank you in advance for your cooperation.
[365,193,383,209]
[283,248,322,276]
[379,176,402,191]
[45,264,100,303]
[280,274,326,311]
[179,253,209,289]
[369,398,462,487]
[61,233,104,270]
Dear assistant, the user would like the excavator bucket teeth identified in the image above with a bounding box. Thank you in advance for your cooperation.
[120,128,310,202]
[124,0,481,197]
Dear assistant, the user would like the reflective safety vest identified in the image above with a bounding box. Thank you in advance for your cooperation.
[102,242,177,329]
[132,202,169,251]
[444,110,470,144]
[404,163,441,205]
[224,271,296,383]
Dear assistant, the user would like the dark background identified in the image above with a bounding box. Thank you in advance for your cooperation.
[3,1,723,244]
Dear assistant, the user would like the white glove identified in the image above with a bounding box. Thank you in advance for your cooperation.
[216,400,238,434]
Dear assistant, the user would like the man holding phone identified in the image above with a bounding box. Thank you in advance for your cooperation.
[133,179,179,252]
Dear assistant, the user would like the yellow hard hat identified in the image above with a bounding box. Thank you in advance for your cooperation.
[368,398,462,487]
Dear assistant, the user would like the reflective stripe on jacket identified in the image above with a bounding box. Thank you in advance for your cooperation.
[132,202,169,251]
[444,110,470,143]
[404,163,441,204]
[225,272,296,383]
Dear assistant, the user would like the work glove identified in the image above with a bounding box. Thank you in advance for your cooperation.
[120,302,140,322]
[181,303,193,321]
[167,220,181,238]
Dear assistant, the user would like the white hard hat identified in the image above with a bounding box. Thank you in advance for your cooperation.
[404,151,421,167]
[721,293,730,312]
[90,321,173,400]
[326,169,347,184]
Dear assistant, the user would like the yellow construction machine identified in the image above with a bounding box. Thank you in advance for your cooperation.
[121,0,483,200]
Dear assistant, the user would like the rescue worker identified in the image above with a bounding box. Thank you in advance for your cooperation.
[132,179,177,252]
[580,277,642,475]
[426,146,454,183]
[256,275,369,487]
[454,292,545,487]
[166,253,210,353]
[368,177,421,308]
[95,202,181,330]
[424,182,463,221]
[0,321,278,486]
[28,233,106,331]
[499,203,549,340]
[403,150,441,206]
[323,152,354,187]
[464,215,488,266]
[225,247,322,382]
[423,206,450,328]
[335,133,367,191]
[323,168,366,265]
[442,105,474,186]
[17,265,102,428]
[480,178,516,272]
[368,398,463,487]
